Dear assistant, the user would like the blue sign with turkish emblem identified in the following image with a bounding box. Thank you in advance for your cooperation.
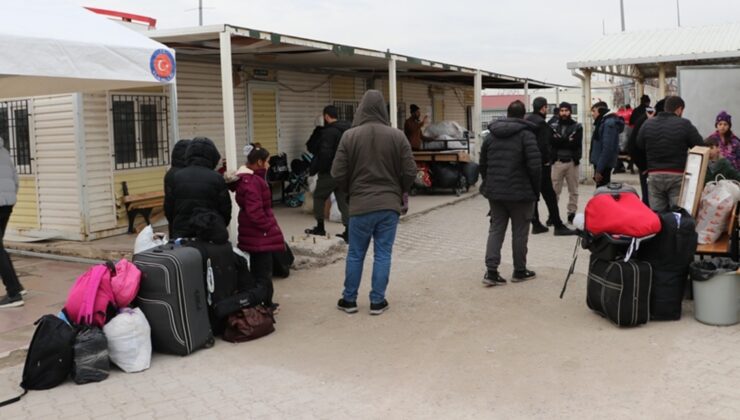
[150,49,176,82]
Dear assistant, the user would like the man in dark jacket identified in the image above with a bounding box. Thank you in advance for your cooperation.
[331,90,417,315]
[637,95,703,211]
[305,105,351,241]
[629,95,650,127]
[525,97,575,236]
[589,101,625,187]
[627,102,660,206]
[164,139,190,237]
[550,102,583,224]
[480,100,541,285]
[167,137,232,240]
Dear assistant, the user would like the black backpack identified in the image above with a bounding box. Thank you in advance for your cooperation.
[0,314,76,407]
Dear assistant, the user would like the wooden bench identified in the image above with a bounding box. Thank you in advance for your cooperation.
[696,202,739,261]
[121,181,164,234]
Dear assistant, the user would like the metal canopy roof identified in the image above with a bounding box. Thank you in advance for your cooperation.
[567,23,740,79]
[148,24,553,89]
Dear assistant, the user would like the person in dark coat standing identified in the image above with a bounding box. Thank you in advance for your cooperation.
[480,100,541,285]
[331,90,417,315]
[163,139,190,237]
[305,105,351,241]
[589,101,624,187]
[234,146,285,309]
[166,137,232,240]
[525,97,575,236]
[0,138,24,308]
[637,95,703,211]
[627,102,659,206]
[629,95,651,127]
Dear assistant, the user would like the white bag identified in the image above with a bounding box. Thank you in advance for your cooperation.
[329,193,342,222]
[696,180,740,244]
[133,225,168,254]
[103,308,152,373]
[308,174,318,193]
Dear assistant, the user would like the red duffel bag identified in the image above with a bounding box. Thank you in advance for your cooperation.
[585,183,661,239]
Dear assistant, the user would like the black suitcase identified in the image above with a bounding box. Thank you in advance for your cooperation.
[462,162,480,186]
[182,240,239,334]
[636,208,697,320]
[273,242,295,279]
[586,256,652,327]
[133,244,213,355]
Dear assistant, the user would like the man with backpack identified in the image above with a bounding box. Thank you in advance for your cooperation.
[0,137,25,308]
[305,105,351,241]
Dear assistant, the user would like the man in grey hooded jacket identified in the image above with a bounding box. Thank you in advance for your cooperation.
[331,90,417,315]
[0,137,24,308]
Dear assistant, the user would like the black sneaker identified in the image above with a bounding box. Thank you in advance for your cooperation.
[567,213,576,224]
[553,225,577,236]
[512,270,536,283]
[336,231,348,243]
[369,300,389,315]
[545,218,554,227]
[305,226,326,236]
[532,223,549,234]
[337,299,358,314]
[0,294,23,308]
[482,271,507,287]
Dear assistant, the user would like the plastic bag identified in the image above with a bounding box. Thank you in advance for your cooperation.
[71,327,109,384]
[690,258,740,282]
[415,163,432,188]
[329,193,342,222]
[103,308,151,373]
[695,180,740,244]
[134,225,168,254]
[423,121,465,140]
[307,175,318,193]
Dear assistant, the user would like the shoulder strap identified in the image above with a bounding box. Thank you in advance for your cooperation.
[0,389,28,407]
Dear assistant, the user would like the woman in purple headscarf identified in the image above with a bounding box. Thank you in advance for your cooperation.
[709,111,740,170]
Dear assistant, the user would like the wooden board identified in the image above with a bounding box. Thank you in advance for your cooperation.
[413,151,470,163]
[678,146,710,218]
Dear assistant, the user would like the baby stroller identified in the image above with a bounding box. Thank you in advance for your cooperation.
[283,152,312,208]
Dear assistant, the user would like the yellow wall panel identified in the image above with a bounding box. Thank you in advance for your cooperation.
[9,177,39,229]
[433,97,445,123]
[331,76,355,101]
[251,89,279,153]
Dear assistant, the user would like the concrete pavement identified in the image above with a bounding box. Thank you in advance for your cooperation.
[1,174,739,418]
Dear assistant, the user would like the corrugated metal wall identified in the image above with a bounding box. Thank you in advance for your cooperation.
[9,177,39,229]
[82,93,117,233]
[277,71,331,162]
[444,87,470,129]
[32,96,81,235]
[176,60,248,158]
[402,82,433,121]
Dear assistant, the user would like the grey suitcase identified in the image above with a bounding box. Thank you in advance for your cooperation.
[133,244,213,355]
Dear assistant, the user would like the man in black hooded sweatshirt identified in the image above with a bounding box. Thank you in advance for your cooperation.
[525,97,576,236]
[166,137,232,239]
[164,138,190,237]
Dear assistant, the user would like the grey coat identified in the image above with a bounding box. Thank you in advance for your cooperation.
[331,90,417,216]
[0,137,18,207]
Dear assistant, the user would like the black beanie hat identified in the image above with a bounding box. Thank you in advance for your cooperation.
[559,102,572,112]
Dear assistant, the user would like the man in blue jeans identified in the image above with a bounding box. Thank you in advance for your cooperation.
[331,90,417,315]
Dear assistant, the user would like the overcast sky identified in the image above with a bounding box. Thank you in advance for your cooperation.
[79,0,740,85]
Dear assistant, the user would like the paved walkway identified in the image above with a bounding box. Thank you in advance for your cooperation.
[1,174,738,418]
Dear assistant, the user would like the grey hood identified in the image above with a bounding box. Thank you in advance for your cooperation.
[352,90,390,127]
[0,136,19,206]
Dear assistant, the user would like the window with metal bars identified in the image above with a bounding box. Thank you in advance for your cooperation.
[333,101,358,123]
[0,100,32,175]
[111,94,170,170]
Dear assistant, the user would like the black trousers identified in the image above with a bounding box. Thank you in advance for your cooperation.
[532,165,563,226]
[0,206,22,297]
[249,251,275,307]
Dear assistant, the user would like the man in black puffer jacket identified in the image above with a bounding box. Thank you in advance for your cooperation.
[525,97,575,236]
[480,100,541,285]
[167,137,232,240]
[637,95,703,212]
[306,105,351,241]
[163,138,190,237]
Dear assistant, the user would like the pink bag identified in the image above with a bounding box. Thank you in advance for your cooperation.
[64,264,116,327]
[110,259,141,308]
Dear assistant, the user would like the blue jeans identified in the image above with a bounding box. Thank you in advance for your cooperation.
[343,210,400,304]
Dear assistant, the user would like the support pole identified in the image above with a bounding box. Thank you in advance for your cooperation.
[582,69,592,182]
[555,87,560,107]
[658,63,666,98]
[473,70,483,160]
[524,80,530,111]
[637,79,645,98]
[388,57,398,129]
[219,30,239,241]
[169,80,180,147]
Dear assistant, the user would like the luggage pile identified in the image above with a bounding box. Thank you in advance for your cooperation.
[563,183,698,327]
[2,231,284,407]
